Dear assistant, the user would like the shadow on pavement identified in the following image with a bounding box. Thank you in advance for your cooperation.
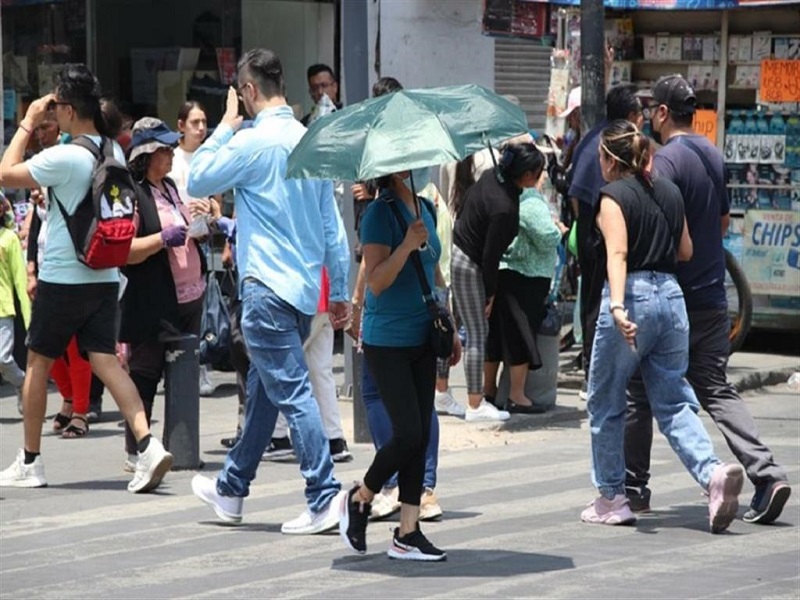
[331,549,574,577]
[633,503,745,535]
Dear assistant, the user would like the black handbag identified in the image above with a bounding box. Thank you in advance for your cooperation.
[387,199,455,359]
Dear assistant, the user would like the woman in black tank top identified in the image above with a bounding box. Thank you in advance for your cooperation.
[581,120,744,533]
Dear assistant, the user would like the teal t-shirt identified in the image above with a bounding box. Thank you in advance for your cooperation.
[359,193,440,347]
[26,136,123,285]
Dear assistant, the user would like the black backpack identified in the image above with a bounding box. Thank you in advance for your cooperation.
[53,136,136,269]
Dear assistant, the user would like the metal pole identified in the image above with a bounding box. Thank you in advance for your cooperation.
[580,0,605,131]
[341,0,371,443]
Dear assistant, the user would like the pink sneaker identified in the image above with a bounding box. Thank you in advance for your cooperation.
[581,494,636,525]
[708,463,744,534]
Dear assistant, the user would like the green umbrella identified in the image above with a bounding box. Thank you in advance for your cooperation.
[286,84,529,181]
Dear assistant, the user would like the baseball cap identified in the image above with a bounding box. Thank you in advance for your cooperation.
[651,74,697,115]
[559,86,581,118]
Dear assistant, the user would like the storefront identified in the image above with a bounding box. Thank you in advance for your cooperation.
[493,0,800,335]
[2,0,336,141]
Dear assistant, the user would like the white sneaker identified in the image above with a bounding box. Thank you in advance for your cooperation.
[282,489,347,535]
[123,454,138,473]
[419,487,443,521]
[0,449,47,488]
[199,365,215,397]
[434,389,466,417]
[370,486,401,520]
[465,399,510,422]
[128,437,173,494]
[191,474,243,524]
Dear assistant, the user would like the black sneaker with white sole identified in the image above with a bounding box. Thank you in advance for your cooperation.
[743,480,791,524]
[339,486,370,554]
[387,525,446,561]
[330,438,353,463]
[262,437,294,461]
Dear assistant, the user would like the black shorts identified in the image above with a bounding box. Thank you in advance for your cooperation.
[27,281,119,359]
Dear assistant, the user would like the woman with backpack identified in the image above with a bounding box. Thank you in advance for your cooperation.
[119,117,211,472]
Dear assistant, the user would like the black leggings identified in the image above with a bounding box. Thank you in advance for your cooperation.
[362,342,436,506]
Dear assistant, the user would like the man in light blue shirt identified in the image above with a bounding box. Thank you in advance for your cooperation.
[188,48,351,534]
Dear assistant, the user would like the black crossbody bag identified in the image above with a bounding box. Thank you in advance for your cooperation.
[386,199,454,359]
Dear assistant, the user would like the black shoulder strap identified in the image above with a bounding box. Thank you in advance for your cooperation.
[673,135,727,204]
[69,135,105,160]
[385,199,438,316]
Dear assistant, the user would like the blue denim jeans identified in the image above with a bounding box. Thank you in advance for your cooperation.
[361,359,439,490]
[587,271,720,499]
[216,279,340,514]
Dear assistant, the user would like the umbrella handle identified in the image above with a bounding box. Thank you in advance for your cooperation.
[487,138,504,183]
[408,170,428,251]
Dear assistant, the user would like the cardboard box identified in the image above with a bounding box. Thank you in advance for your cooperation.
[682,36,695,61]
[643,36,658,60]
[657,32,671,60]
[668,36,683,61]
[752,31,772,60]
[738,36,753,62]
[728,36,740,62]
[774,37,789,59]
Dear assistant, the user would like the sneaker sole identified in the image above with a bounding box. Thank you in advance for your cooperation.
[331,452,353,463]
[338,491,366,553]
[387,544,447,561]
[580,513,637,525]
[131,453,173,494]
[744,485,791,525]
[465,414,510,423]
[370,504,401,520]
[0,478,47,488]
[709,466,744,534]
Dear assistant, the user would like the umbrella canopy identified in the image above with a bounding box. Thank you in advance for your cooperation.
[286,84,529,181]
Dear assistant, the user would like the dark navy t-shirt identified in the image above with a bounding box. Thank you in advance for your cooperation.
[568,121,607,208]
[653,134,729,310]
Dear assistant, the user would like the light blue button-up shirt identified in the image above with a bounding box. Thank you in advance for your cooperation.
[188,105,350,316]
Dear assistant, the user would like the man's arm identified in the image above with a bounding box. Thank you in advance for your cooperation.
[0,94,55,189]
[187,87,246,198]
[319,179,350,302]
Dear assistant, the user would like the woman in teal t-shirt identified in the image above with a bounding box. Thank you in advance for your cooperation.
[339,171,460,562]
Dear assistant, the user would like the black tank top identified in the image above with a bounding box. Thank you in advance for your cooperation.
[598,176,685,274]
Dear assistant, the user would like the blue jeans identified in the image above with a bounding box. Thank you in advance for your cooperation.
[361,360,439,490]
[587,272,720,499]
[216,279,340,514]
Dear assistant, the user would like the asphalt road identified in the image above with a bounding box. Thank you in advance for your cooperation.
[0,380,797,599]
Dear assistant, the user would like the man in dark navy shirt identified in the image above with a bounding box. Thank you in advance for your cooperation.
[568,84,644,392]
[624,74,790,524]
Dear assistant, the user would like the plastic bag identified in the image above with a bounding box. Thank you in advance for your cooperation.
[187,216,210,239]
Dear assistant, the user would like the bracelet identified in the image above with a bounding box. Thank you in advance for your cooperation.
[609,302,626,314]
[18,123,32,135]
[351,301,362,311]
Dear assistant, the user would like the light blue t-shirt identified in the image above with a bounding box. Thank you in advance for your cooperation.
[360,193,441,347]
[27,136,123,285]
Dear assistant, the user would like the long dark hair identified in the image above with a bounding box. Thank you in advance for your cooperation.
[498,142,545,184]
[451,155,475,216]
[600,119,651,184]
[177,100,206,123]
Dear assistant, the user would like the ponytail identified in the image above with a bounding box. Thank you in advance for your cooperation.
[600,119,651,184]
[498,142,545,184]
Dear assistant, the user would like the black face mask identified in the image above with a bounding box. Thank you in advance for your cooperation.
[651,117,663,146]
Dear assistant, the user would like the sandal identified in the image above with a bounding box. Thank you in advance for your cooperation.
[52,400,73,432]
[62,416,89,439]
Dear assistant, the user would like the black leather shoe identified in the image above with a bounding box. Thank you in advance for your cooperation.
[507,399,547,414]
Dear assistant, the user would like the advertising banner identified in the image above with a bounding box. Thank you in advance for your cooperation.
[743,209,800,296]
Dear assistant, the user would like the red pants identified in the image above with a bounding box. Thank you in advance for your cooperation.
[50,337,92,414]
